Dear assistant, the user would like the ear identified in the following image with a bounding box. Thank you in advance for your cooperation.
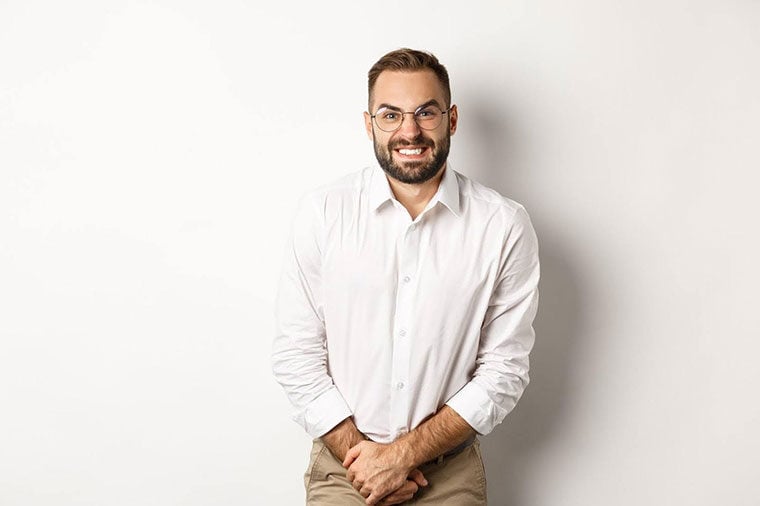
[448,104,458,135]
[363,111,374,140]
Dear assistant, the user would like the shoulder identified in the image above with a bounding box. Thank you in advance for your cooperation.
[454,169,532,226]
[299,167,371,207]
[453,170,539,270]
[292,167,373,230]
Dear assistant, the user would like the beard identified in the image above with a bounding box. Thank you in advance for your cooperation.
[373,131,451,185]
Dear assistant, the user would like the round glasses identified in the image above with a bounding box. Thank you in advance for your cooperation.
[370,104,450,132]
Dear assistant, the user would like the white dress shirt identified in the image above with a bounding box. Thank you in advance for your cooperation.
[272,164,540,443]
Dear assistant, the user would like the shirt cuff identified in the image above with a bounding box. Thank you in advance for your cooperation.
[295,386,353,438]
[445,381,509,436]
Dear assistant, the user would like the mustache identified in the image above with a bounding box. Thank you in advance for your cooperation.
[389,135,434,149]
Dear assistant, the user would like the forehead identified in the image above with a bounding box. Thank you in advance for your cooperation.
[371,70,445,111]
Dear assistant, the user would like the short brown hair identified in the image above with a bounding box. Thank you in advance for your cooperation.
[367,48,451,110]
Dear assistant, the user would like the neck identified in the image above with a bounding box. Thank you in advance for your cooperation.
[386,164,446,220]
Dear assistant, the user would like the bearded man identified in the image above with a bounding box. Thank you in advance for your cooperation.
[272,48,540,505]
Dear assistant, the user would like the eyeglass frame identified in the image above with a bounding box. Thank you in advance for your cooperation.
[369,101,452,132]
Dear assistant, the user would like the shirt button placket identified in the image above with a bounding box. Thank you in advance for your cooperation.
[390,220,419,439]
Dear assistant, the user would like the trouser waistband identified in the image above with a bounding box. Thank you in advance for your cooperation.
[425,435,477,465]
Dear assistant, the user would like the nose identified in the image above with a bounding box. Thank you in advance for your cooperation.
[396,112,422,137]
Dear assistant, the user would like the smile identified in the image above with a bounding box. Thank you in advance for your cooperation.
[393,146,430,158]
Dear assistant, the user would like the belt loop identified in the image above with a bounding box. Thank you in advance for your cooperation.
[436,454,444,465]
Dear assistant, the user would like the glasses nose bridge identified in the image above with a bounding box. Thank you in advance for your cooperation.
[397,110,421,132]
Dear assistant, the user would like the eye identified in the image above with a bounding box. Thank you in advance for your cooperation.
[415,107,438,119]
[382,111,399,120]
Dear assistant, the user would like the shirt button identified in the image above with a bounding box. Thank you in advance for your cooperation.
[397,382,405,390]
[409,224,417,231]
[403,275,411,283]
[399,329,407,337]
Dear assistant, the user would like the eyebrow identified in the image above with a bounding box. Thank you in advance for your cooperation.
[375,99,443,112]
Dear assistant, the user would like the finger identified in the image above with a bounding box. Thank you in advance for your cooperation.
[387,495,414,506]
[380,492,414,506]
[343,444,362,468]
[381,480,418,503]
[400,480,419,495]
[409,468,429,487]
[365,489,386,506]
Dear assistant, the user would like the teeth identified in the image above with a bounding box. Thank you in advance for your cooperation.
[398,148,423,155]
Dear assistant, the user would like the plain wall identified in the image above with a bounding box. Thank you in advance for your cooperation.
[1,1,758,504]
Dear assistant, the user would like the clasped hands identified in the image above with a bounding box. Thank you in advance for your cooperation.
[342,440,428,505]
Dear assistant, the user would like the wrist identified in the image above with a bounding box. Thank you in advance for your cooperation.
[391,436,419,471]
[321,417,364,461]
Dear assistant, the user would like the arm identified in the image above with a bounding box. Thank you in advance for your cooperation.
[271,193,352,438]
[445,206,540,435]
[394,405,474,468]
[343,405,474,471]
[321,417,366,462]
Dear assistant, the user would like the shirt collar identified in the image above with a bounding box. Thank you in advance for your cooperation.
[369,163,461,217]
[435,163,461,216]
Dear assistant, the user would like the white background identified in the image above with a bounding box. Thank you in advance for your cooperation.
[1,1,758,504]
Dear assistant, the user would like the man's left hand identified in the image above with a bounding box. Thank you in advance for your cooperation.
[343,440,419,505]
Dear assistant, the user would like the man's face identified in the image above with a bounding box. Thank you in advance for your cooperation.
[364,70,458,185]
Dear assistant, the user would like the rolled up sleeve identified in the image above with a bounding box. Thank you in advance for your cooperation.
[446,206,540,435]
[271,193,352,438]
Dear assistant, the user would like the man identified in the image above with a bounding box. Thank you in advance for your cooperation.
[272,48,540,505]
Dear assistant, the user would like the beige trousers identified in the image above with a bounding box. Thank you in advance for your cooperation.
[304,438,487,505]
